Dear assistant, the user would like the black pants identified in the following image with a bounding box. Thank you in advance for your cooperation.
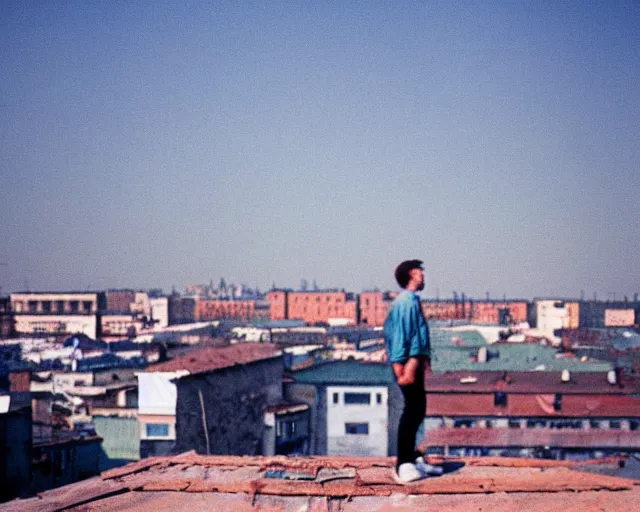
[397,366,426,469]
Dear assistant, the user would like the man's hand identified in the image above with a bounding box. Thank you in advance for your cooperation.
[392,357,420,386]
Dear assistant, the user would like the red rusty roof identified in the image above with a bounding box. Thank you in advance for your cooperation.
[427,392,640,417]
[5,452,639,511]
[425,370,640,394]
[422,427,640,449]
[145,344,282,375]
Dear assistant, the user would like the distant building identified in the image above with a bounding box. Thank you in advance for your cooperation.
[105,290,136,314]
[9,292,105,339]
[149,297,169,328]
[100,314,144,340]
[0,297,13,337]
[579,300,640,328]
[268,291,357,325]
[168,295,196,325]
[266,290,288,321]
[195,299,257,322]
[10,292,104,315]
[359,291,393,326]
[536,300,580,345]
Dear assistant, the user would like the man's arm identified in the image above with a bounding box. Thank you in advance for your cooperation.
[392,357,420,386]
[393,356,432,386]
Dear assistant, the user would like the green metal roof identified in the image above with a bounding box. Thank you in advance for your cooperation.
[289,360,394,385]
[432,340,612,373]
[431,329,487,347]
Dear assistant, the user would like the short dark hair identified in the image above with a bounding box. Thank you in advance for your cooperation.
[394,259,424,288]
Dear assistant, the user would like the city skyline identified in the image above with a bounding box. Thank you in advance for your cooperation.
[2,2,639,300]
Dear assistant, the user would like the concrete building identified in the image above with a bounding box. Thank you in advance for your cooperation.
[167,295,196,325]
[10,292,104,339]
[536,300,579,345]
[100,314,144,340]
[149,297,169,328]
[284,360,402,457]
[10,292,103,315]
[14,314,98,339]
[139,344,290,458]
[0,297,13,337]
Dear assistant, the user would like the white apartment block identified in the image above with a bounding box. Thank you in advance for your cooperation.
[326,385,388,456]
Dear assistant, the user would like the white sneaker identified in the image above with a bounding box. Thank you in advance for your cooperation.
[393,462,423,484]
[415,456,444,476]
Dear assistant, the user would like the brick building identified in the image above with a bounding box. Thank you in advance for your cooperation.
[268,291,357,326]
[423,370,640,459]
[105,290,136,314]
[195,299,257,322]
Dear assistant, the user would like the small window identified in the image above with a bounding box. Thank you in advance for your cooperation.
[508,419,520,429]
[69,301,79,313]
[494,392,507,407]
[83,301,93,313]
[345,423,369,435]
[553,394,562,412]
[28,301,38,313]
[146,424,170,437]
[590,419,600,429]
[376,393,382,405]
[333,393,339,405]
[344,392,371,405]
[610,420,621,430]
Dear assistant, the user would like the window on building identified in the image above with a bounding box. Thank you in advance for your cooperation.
[56,300,65,313]
[333,393,339,405]
[146,424,170,437]
[83,301,93,313]
[28,301,38,313]
[630,420,638,431]
[42,301,52,313]
[376,393,382,405]
[345,422,369,435]
[553,394,562,412]
[344,392,371,405]
[494,392,507,407]
[609,420,621,429]
[590,419,601,429]
[508,419,521,429]
[69,301,79,313]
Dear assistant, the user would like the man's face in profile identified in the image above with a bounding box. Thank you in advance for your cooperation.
[410,268,425,291]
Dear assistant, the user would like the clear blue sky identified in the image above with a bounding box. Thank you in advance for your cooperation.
[1,1,639,299]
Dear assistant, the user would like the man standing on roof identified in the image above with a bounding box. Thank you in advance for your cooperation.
[384,259,443,483]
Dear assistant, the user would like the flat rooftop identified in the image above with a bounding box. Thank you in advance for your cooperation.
[5,452,639,511]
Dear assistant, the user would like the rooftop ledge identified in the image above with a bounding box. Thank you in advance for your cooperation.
[5,453,640,512]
